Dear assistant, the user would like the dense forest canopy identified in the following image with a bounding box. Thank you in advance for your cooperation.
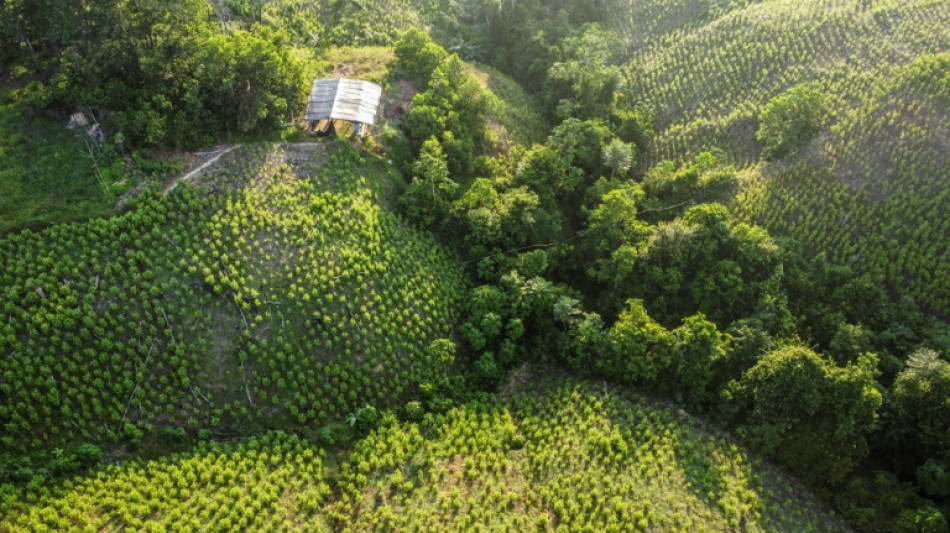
[1,0,950,531]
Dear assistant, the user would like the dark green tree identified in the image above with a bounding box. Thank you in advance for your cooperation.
[739,345,881,486]
[398,137,458,226]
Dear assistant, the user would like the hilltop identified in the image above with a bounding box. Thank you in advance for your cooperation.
[0,142,466,452]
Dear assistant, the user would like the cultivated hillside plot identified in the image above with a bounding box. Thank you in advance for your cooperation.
[0,142,466,452]
[0,374,848,532]
[616,0,950,313]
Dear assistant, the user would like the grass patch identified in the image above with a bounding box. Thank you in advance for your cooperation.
[0,88,116,234]
[467,62,549,147]
[317,46,395,84]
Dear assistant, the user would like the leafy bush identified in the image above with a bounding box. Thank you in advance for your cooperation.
[757,84,825,160]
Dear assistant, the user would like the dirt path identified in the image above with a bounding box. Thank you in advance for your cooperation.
[163,144,239,194]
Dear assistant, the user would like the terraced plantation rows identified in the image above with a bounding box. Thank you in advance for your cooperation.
[328,377,845,532]
[0,142,466,452]
[622,0,950,166]
[1,376,846,532]
[613,0,950,314]
[731,51,950,313]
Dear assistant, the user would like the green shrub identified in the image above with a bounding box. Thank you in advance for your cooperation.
[757,84,824,160]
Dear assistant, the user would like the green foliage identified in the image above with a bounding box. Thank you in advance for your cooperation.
[0,378,846,531]
[602,137,637,178]
[547,24,623,120]
[584,180,648,255]
[640,151,735,215]
[226,0,325,46]
[546,117,613,184]
[3,0,950,528]
[322,377,846,532]
[592,199,782,327]
[602,300,724,410]
[606,299,674,384]
[0,143,466,453]
[452,177,549,249]
[0,89,118,233]
[917,459,950,500]
[513,143,576,210]
[737,345,882,487]
[3,1,304,149]
[398,136,458,226]
[467,62,549,146]
[835,471,947,533]
[884,349,950,470]
[320,0,427,47]
[1,432,333,531]
[394,28,450,88]
[757,84,825,160]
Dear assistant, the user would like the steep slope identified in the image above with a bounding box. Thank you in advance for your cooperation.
[613,0,950,313]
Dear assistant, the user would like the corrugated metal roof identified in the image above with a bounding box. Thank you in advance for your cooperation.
[305,78,383,126]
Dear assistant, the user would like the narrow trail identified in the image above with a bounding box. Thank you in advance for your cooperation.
[163,145,239,194]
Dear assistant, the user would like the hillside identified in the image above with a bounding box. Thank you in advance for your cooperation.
[612,0,950,312]
[2,1,949,530]
[0,373,847,532]
[0,142,466,452]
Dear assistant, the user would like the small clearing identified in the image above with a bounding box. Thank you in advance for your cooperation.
[163,145,239,194]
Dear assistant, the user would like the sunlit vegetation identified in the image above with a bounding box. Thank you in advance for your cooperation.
[0,142,465,453]
[466,63,549,147]
[316,46,395,84]
[1,432,332,532]
[3,0,950,530]
[732,51,950,312]
[328,376,846,532]
[1,377,847,532]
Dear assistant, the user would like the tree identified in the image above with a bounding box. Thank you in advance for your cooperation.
[513,143,576,211]
[739,345,881,486]
[668,313,724,410]
[606,299,674,383]
[427,339,457,373]
[757,83,825,160]
[584,181,648,257]
[547,24,622,120]
[640,152,734,213]
[453,178,552,249]
[884,349,950,472]
[552,295,611,372]
[602,138,636,178]
[393,28,448,87]
[398,137,457,226]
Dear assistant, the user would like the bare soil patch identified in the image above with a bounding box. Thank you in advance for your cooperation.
[384,80,418,121]
[162,144,239,194]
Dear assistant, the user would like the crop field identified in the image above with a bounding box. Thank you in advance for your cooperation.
[0,142,466,452]
[1,374,847,532]
[327,374,846,532]
[615,0,950,313]
[0,432,331,532]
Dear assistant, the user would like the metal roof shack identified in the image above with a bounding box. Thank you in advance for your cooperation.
[306,78,383,130]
